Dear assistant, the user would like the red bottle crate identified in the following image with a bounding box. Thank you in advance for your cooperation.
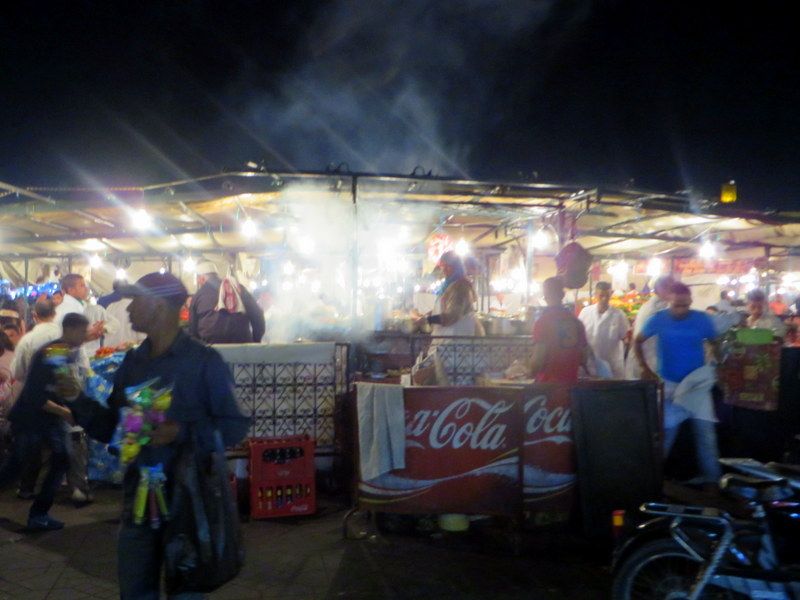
[249,435,316,519]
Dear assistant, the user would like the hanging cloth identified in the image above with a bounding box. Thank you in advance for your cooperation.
[215,277,246,314]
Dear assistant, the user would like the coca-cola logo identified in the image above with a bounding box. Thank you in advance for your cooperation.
[524,394,572,446]
[406,398,511,451]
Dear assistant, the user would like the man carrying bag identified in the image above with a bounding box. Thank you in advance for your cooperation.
[60,272,249,599]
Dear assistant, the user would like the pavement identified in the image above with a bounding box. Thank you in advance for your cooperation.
[0,487,610,599]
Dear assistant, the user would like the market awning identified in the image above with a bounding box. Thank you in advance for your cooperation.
[2,171,800,262]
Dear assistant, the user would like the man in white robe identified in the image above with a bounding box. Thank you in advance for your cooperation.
[579,281,629,378]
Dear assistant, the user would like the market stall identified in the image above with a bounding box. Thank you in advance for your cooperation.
[3,170,800,492]
[351,380,660,533]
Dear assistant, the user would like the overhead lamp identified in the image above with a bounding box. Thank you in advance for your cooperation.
[115,268,127,280]
[241,218,258,238]
[260,279,268,287]
[646,258,663,278]
[454,238,470,257]
[132,208,153,230]
[607,261,629,279]
[530,229,550,251]
[183,257,197,273]
[89,254,102,269]
[699,241,716,259]
[159,267,166,275]
[297,236,315,256]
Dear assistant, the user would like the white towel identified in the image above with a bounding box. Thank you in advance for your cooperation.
[356,382,406,481]
[216,277,246,314]
[672,364,718,422]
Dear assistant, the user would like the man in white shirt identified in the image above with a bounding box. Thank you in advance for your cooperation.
[103,298,145,347]
[579,281,630,378]
[54,274,119,356]
[625,275,675,379]
[11,299,62,381]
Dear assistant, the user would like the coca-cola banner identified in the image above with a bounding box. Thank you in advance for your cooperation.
[522,385,576,525]
[358,387,524,516]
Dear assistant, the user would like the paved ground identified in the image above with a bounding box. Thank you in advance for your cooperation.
[0,488,610,599]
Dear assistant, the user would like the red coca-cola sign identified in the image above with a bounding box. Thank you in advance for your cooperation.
[522,385,576,519]
[358,387,523,516]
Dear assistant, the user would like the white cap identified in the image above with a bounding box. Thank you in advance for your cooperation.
[196,261,218,275]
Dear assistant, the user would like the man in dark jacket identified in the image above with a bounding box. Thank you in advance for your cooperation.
[188,261,265,343]
[64,272,249,598]
[0,312,89,531]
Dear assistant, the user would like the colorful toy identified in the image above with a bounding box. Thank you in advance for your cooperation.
[117,378,173,465]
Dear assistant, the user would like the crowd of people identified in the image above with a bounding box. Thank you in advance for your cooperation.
[0,268,252,597]
[526,274,790,492]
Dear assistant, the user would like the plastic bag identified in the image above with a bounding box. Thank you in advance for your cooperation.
[163,428,244,594]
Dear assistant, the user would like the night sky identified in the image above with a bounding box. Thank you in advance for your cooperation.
[1,1,798,208]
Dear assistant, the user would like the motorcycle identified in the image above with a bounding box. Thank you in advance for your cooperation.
[612,458,800,599]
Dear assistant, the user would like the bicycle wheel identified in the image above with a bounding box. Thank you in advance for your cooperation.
[612,538,742,600]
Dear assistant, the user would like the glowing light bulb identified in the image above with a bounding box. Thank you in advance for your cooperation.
[89,254,102,269]
[454,238,470,257]
[241,218,257,238]
[261,279,268,287]
[132,208,153,230]
[183,257,197,273]
[282,261,295,276]
[646,258,663,278]
[699,241,716,259]
[298,236,315,255]
[115,268,127,280]
[531,229,550,250]
[159,267,166,274]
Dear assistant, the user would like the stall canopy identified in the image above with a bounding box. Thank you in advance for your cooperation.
[2,171,800,267]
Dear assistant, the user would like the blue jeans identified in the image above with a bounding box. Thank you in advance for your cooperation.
[0,424,70,518]
[664,418,722,484]
[662,380,722,484]
[118,525,204,600]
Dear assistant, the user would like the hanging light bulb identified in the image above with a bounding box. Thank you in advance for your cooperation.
[115,268,127,280]
[183,257,197,273]
[699,241,716,259]
[159,267,166,275]
[241,218,257,238]
[89,254,102,269]
[297,236,315,255]
[531,229,550,250]
[131,208,153,230]
[454,238,470,257]
[646,258,663,278]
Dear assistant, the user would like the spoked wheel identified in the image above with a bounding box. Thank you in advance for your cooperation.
[613,539,742,600]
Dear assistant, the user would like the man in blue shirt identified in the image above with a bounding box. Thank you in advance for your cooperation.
[63,272,249,599]
[634,281,721,487]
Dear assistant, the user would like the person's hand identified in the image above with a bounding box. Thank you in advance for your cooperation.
[55,372,82,401]
[62,408,76,427]
[86,321,105,342]
[151,419,181,446]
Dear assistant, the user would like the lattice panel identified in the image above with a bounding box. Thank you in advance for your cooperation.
[225,347,349,447]
[411,336,534,386]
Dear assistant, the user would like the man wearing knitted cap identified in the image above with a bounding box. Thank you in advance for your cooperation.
[188,261,265,344]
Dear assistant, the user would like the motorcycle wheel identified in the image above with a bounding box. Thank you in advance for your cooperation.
[612,539,744,600]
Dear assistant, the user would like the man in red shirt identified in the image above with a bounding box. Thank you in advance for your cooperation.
[531,277,589,383]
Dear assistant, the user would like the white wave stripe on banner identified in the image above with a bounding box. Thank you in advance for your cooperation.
[359,456,519,496]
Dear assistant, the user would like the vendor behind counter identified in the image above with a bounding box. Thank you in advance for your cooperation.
[420,251,484,338]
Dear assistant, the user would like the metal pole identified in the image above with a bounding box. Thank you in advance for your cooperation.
[23,258,29,296]
[351,176,359,322]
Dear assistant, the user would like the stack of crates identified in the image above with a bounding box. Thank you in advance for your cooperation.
[249,435,316,519]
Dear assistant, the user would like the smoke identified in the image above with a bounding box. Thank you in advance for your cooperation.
[236,1,556,177]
